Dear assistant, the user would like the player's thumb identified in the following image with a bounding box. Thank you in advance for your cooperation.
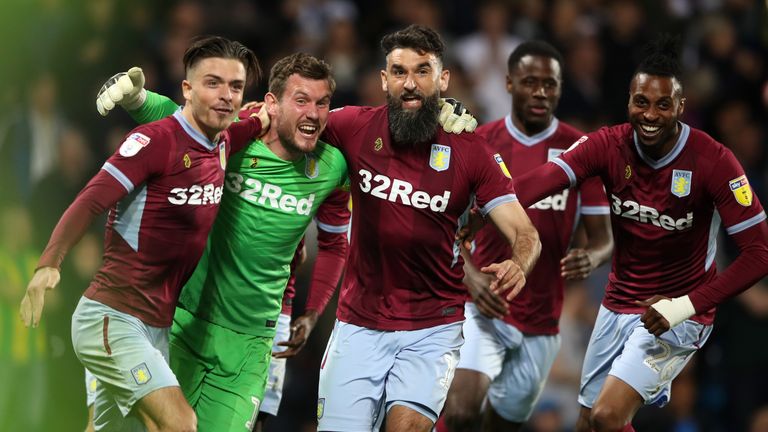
[127,67,145,88]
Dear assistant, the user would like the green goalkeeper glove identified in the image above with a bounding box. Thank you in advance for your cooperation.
[96,67,147,116]
[438,97,478,134]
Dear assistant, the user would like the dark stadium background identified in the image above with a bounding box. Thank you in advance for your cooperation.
[0,0,766,431]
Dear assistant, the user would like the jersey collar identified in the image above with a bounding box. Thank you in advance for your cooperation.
[504,114,559,147]
[632,122,690,169]
[173,108,218,151]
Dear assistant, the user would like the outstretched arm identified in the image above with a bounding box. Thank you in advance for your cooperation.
[20,172,128,327]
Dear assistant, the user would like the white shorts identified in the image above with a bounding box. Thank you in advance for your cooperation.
[578,305,712,408]
[458,302,561,422]
[72,296,179,431]
[317,319,464,431]
[260,313,291,416]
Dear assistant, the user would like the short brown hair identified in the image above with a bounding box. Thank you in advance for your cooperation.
[183,35,261,86]
[380,25,445,63]
[268,52,336,99]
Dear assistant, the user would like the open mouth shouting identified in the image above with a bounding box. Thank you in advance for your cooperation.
[298,122,319,139]
[401,93,423,110]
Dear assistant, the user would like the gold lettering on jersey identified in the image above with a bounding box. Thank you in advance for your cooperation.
[429,144,451,172]
[671,170,692,198]
[729,175,753,207]
[250,157,259,168]
[374,137,383,151]
[183,153,191,168]
[625,165,632,179]
[305,154,319,179]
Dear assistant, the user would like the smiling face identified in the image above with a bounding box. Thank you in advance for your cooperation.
[628,73,685,157]
[182,57,246,140]
[508,54,562,135]
[266,73,332,158]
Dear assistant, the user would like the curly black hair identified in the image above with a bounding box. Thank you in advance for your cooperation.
[635,34,683,82]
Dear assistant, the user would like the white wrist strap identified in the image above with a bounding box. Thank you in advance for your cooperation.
[650,295,696,328]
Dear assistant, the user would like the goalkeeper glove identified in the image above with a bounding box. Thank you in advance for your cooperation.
[650,295,696,328]
[438,97,478,134]
[96,67,147,116]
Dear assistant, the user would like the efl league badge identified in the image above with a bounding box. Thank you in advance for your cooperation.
[305,154,319,179]
[429,144,451,172]
[131,363,152,385]
[671,169,692,198]
[493,153,512,179]
[729,175,753,207]
[219,141,227,170]
[119,132,151,157]
[317,398,326,420]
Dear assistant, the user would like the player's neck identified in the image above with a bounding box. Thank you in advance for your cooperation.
[644,123,681,161]
[263,129,303,161]
[511,114,549,137]
[182,106,222,143]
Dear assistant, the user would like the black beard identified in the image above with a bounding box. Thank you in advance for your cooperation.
[386,92,440,146]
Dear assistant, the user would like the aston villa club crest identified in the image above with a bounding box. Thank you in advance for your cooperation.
[374,137,383,151]
[219,142,227,170]
[429,144,451,172]
[729,175,753,207]
[131,363,152,385]
[671,169,692,198]
[305,154,319,179]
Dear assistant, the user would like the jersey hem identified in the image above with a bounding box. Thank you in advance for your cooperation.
[336,309,465,331]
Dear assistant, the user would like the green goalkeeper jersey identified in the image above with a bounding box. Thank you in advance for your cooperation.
[132,91,348,337]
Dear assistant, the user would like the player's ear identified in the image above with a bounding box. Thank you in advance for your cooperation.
[380,70,388,92]
[678,97,686,117]
[264,92,279,116]
[439,68,450,92]
[182,80,192,102]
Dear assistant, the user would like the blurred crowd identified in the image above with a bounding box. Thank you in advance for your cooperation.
[0,0,766,431]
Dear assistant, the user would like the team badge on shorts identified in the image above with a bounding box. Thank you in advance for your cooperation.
[317,398,325,419]
[219,142,227,170]
[131,363,152,385]
[430,144,451,172]
[119,132,151,157]
[305,154,319,178]
[671,170,692,198]
[729,175,753,206]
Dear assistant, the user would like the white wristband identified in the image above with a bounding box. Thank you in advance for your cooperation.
[123,88,147,111]
[649,295,696,328]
